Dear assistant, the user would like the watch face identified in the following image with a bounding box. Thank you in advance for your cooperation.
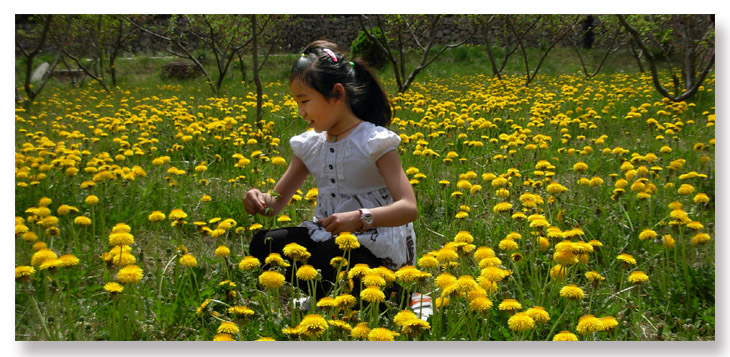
[363,214,374,224]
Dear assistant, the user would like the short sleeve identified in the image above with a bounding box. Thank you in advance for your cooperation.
[365,126,401,162]
[289,130,320,160]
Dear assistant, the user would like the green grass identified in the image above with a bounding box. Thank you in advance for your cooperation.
[14,47,715,341]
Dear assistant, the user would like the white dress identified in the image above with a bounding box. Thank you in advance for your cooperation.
[289,121,417,269]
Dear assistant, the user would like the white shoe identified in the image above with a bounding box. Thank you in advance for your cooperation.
[409,293,433,320]
[293,296,311,311]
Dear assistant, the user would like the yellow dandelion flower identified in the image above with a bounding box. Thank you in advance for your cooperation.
[315,297,336,310]
[639,229,658,241]
[103,282,124,294]
[361,272,386,288]
[469,295,493,313]
[351,322,371,339]
[238,256,261,270]
[84,195,99,205]
[329,256,348,269]
[168,208,187,220]
[58,254,79,267]
[115,265,143,284]
[479,266,507,283]
[296,264,319,281]
[249,223,263,231]
[508,312,535,332]
[298,314,329,337]
[215,245,230,258]
[677,184,695,195]
[693,193,710,204]
[417,255,439,269]
[573,161,588,172]
[616,253,637,266]
[31,249,58,267]
[217,321,240,334]
[560,284,585,300]
[265,253,290,267]
[393,310,419,326]
[553,330,579,341]
[498,298,522,312]
[179,253,197,267]
[627,271,649,284]
[576,315,603,335]
[360,286,385,303]
[368,327,399,341]
[526,306,550,323]
[335,232,360,251]
[213,333,235,341]
[15,266,36,281]
[348,263,372,279]
[498,238,519,251]
[691,233,712,245]
[473,246,496,262]
[258,270,285,290]
[434,272,457,290]
[282,242,311,261]
[686,221,704,230]
[436,247,458,263]
[597,316,618,332]
[662,234,676,248]
[585,271,605,283]
[454,275,479,295]
[493,201,513,213]
[334,294,357,309]
[327,319,352,332]
[402,318,431,335]
[228,305,255,317]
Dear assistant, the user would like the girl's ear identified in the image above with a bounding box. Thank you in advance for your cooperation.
[332,83,346,101]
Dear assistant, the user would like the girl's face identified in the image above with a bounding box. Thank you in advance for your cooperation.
[290,80,339,133]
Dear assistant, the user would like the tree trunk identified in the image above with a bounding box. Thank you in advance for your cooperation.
[251,15,263,123]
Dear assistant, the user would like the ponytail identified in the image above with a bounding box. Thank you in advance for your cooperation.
[290,40,392,127]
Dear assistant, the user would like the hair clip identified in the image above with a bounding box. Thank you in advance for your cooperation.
[322,48,338,63]
[349,61,355,67]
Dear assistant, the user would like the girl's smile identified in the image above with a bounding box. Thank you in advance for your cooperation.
[290,80,360,139]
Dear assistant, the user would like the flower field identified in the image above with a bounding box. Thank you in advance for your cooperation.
[14,70,715,341]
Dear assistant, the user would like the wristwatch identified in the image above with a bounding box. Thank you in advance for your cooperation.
[359,209,374,231]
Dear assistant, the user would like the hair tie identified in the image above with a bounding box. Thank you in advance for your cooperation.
[322,48,338,63]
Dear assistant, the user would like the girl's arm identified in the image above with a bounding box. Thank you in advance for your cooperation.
[244,156,310,216]
[317,150,417,233]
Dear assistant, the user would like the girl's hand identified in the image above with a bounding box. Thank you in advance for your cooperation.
[317,211,363,235]
[243,188,268,215]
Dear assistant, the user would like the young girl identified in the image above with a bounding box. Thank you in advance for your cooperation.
[243,40,417,300]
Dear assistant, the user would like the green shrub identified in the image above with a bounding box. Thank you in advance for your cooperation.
[350,28,389,70]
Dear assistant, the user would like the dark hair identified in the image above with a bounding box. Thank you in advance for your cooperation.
[290,40,392,127]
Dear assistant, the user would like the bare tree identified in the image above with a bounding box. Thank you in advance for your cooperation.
[125,15,250,94]
[15,15,70,106]
[618,14,714,101]
[507,14,581,86]
[55,15,112,92]
[358,14,477,93]
[249,14,288,121]
[570,15,625,78]
[478,14,541,80]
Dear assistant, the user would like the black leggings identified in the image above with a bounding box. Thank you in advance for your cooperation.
[249,227,387,300]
